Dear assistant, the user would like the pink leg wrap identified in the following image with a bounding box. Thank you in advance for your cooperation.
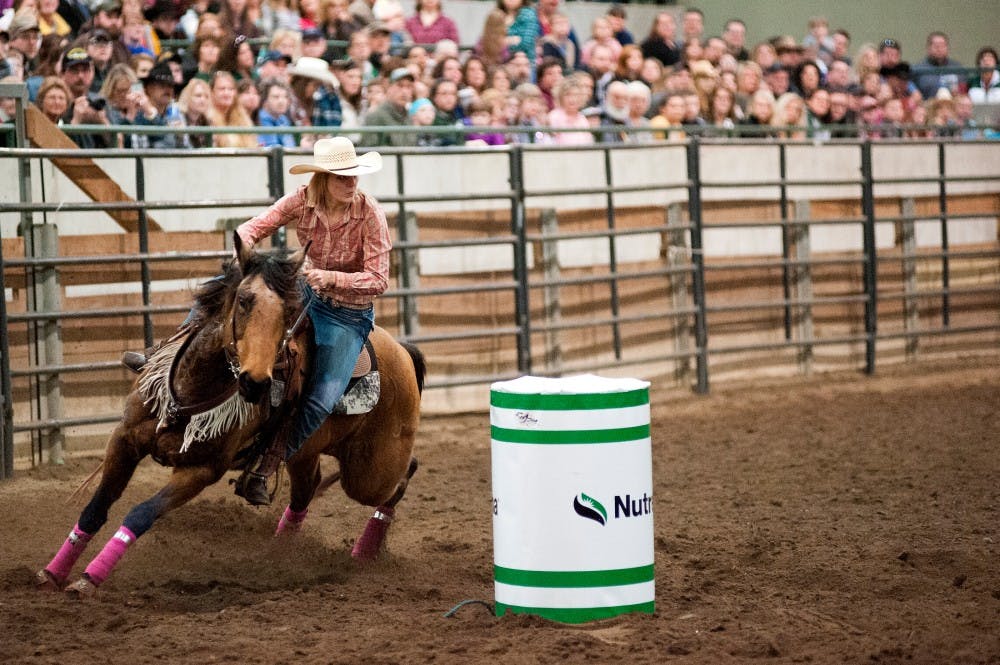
[83,526,136,586]
[45,523,93,583]
[351,505,394,561]
[275,506,308,535]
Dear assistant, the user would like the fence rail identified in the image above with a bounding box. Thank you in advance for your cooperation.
[1,137,998,477]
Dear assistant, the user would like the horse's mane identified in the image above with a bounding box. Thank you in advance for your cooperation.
[190,250,303,325]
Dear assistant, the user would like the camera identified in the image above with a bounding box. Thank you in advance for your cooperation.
[86,93,106,111]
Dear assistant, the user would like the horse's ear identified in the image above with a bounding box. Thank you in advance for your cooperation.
[290,240,312,272]
[233,230,253,271]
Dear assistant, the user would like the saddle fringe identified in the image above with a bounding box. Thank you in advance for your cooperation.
[139,337,259,453]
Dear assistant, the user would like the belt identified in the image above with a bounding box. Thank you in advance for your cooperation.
[314,291,373,311]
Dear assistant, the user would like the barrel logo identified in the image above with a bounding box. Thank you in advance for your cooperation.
[573,492,608,526]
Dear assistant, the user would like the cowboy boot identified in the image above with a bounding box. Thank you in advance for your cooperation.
[234,450,282,506]
[121,350,150,374]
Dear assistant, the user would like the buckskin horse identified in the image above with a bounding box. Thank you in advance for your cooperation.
[36,233,425,595]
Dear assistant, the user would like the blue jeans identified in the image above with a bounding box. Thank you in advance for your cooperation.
[286,283,374,459]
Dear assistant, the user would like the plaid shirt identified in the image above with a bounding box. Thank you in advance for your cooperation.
[237,185,391,308]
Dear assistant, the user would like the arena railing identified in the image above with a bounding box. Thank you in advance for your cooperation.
[1,132,998,471]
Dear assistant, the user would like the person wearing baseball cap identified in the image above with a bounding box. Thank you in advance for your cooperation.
[7,10,41,75]
[360,66,416,147]
[231,136,388,505]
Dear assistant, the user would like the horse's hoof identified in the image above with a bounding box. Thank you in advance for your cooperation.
[64,576,97,599]
[34,569,63,591]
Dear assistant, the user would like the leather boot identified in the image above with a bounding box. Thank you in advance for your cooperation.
[121,351,148,374]
[234,451,281,506]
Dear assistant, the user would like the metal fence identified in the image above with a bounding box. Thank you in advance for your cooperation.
[1,137,998,477]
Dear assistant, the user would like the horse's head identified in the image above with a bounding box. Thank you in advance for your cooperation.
[225,231,307,403]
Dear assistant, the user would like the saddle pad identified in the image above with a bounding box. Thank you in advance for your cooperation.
[352,341,373,378]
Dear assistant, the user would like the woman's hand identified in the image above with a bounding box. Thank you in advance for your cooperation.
[303,268,335,291]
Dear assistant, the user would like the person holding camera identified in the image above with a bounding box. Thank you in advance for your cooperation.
[58,47,114,148]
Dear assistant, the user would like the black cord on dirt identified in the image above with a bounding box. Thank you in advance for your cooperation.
[443,599,495,618]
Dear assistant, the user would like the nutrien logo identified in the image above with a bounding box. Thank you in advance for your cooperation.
[573,492,608,526]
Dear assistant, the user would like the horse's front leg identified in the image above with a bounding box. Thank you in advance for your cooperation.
[65,464,222,596]
[274,452,321,535]
[37,426,145,590]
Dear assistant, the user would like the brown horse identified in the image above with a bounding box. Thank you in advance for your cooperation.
[36,233,424,595]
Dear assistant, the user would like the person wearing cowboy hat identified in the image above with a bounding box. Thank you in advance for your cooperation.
[231,136,389,505]
[288,55,342,148]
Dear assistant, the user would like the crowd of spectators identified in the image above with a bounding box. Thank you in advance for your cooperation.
[0,0,997,148]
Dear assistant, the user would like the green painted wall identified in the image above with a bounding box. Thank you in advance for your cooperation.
[684,0,995,66]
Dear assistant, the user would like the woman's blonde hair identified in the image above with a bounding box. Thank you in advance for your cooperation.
[207,70,257,147]
[305,172,336,209]
[98,63,138,101]
[178,77,211,114]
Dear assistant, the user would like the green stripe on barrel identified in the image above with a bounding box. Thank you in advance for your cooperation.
[490,387,649,411]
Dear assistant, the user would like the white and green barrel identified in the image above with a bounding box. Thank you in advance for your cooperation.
[490,374,654,623]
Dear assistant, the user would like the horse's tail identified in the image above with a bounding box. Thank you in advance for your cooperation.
[401,342,426,394]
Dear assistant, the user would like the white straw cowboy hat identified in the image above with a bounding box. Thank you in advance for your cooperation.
[289,137,383,176]
[287,56,339,89]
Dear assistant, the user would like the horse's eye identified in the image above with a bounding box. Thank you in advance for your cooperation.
[238,292,254,311]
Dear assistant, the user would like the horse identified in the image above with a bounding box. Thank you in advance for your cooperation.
[35,233,425,596]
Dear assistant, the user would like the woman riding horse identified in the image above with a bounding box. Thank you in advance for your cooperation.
[126,136,391,506]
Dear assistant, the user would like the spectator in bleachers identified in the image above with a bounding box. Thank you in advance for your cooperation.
[624,80,653,142]
[177,76,213,147]
[875,95,905,138]
[268,27,302,62]
[503,0,538,74]
[256,49,291,84]
[298,0,320,31]
[738,88,775,137]
[535,55,562,110]
[734,61,761,113]
[259,0,301,36]
[428,77,463,144]
[348,0,375,27]
[792,61,822,98]
[750,41,777,72]
[35,76,71,122]
[7,10,41,78]
[505,49,532,86]
[856,94,881,138]
[547,74,591,145]
[640,58,665,94]
[801,16,833,65]
[804,88,831,138]
[772,35,805,71]
[145,1,185,43]
[763,63,790,97]
[509,82,549,143]
[461,54,487,94]
[640,12,680,69]
[953,94,980,140]
[682,39,703,66]
[431,53,461,86]
[606,5,632,46]
[374,0,412,51]
[365,21,393,77]
[405,45,431,81]
[208,69,257,146]
[237,77,260,121]
[926,95,957,136]
[904,101,931,139]
[333,59,364,141]
[488,64,512,94]
[586,42,615,107]
[537,0,578,64]
[188,33,222,82]
[219,0,260,39]
[705,84,737,132]
[912,31,962,100]
[84,29,120,92]
[614,44,643,83]
[129,50,155,78]
[772,91,806,139]
[360,66,414,146]
[825,59,853,92]
[877,37,902,70]
[120,9,159,58]
[581,16,621,69]
[463,97,504,146]
[38,0,70,37]
[599,78,629,142]
[682,88,704,125]
[300,27,328,59]
[826,89,855,137]
[831,29,851,65]
[318,0,361,54]
[967,47,999,104]
[219,34,257,82]
[722,18,748,62]
[26,34,67,100]
[404,0,457,47]
[345,29,376,82]
[538,12,576,72]
[881,61,922,115]
[476,1,507,69]
[681,7,703,46]
[256,78,296,146]
[649,90,686,141]
[287,55,340,144]
[702,37,727,68]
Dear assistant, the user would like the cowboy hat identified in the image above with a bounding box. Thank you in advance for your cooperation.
[287,56,339,89]
[289,137,382,176]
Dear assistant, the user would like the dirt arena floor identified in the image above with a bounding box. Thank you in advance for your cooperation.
[1,357,998,664]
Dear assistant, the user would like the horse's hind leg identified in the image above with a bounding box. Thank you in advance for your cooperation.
[64,464,220,596]
[275,453,322,535]
[351,457,418,561]
[37,428,144,590]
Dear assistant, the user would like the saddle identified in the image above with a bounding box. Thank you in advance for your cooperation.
[271,336,380,416]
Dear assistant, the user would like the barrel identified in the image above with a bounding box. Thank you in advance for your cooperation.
[490,374,655,623]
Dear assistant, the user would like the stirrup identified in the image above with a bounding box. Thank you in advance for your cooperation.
[234,471,272,506]
[121,351,148,374]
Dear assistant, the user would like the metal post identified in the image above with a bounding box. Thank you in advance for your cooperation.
[266,145,286,249]
[686,138,709,393]
[135,157,153,348]
[792,200,814,374]
[900,198,919,359]
[937,142,950,327]
[603,147,622,359]
[860,141,878,375]
[401,211,420,338]
[540,208,562,375]
[509,146,531,374]
[35,224,64,464]
[665,203,690,382]
[779,143,792,340]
